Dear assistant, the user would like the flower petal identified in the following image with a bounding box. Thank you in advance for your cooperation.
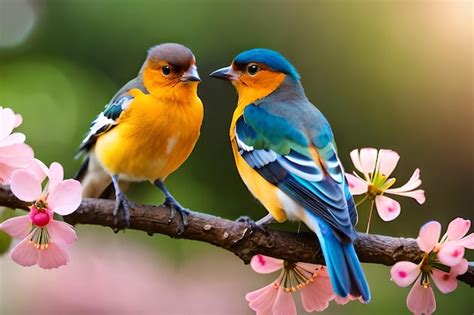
[245,286,266,303]
[250,255,284,274]
[246,283,274,302]
[0,107,16,141]
[446,218,470,241]
[386,189,425,204]
[458,233,474,249]
[0,164,17,185]
[375,195,401,221]
[295,262,322,273]
[10,169,42,202]
[386,169,422,193]
[10,236,38,267]
[47,162,64,192]
[345,173,369,195]
[377,149,400,177]
[406,281,436,315]
[359,148,378,175]
[390,261,420,287]
[0,143,34,167]
[0,215,31,238]
[417,221,441,253]
[47,220,77,245]
[37,243,69,269]
[27,159,48,183]
[272,288,296,315]
[300,268,335,312]
[3,132,25,146]
[14,114,23,128]
[246,283,278,315]
[0,133,26,147]
[450,259,468,276]
[350,149,364,173]
[334,295,361,305]
[431,269,458,294]
[437,242,465,267]
[47,179,83,215]
[334,295,350,305]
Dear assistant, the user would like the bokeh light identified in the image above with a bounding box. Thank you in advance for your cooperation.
[0,0,37,48]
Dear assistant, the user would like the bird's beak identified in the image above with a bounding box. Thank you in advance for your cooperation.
[210,66,238,81]
[181,65,201,82]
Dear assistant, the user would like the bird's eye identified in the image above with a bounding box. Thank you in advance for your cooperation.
[247,64,260,76]
[162,65,171,76]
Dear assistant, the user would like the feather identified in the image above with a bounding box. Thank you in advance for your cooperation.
[77,77,146,154]
[235,110,356,241]
[310,215,370,301]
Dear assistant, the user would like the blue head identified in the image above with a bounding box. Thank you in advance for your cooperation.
[210,48,300,104]
[233,48,300,80]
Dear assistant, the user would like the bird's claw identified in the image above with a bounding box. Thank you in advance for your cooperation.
[164,197,189,235]
[236,216,270,235]
[113,192,131,229]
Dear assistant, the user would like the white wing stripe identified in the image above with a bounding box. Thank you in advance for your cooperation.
[285,154,317,167]
[235,131,254,152]
[81,112,116,145]
[277,157,324,182]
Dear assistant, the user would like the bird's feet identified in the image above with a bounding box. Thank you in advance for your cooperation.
[113,192,132,230]
[163,196,189,235]
[236,215,272,235]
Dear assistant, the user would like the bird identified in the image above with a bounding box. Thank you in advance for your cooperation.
[210,48,370,302]
[76,43,203,230]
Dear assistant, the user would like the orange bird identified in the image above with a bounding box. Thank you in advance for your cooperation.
[76,43,203,230]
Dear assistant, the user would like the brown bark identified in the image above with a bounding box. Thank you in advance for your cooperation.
[0,187,472,286]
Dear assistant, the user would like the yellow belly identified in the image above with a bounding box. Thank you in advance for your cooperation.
[228,76,290,222]
[231,140,287,223]
[95,91,203,182]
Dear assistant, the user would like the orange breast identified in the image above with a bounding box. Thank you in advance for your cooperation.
[95,89,203,182]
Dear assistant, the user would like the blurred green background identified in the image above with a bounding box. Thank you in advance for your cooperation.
[0,0,472,314]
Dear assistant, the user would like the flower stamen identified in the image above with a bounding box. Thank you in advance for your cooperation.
[29,227,51,250]
[279,262,317,292]
[346,148,425,229]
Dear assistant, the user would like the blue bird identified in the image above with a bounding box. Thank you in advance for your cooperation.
[210,48,370,302]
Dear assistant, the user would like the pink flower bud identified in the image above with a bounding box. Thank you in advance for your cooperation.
[29,205,52,227]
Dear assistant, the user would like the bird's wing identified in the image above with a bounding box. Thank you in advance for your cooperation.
[78,77,147,154]
[236,104,356,241]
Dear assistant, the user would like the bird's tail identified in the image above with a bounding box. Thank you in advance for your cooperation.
[308,213,371,303]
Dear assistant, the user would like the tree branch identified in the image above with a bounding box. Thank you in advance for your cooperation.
[0,187,472,287]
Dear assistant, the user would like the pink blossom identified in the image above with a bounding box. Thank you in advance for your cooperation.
[334,294,364,305]
[437,218,474,267]
[246,255,348,314]
[406,281,436,315]
[0,107,34,185]
[390,218,472,314]
[0,162,82,269]
[0,107,25,147]
[346,148,425,232]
